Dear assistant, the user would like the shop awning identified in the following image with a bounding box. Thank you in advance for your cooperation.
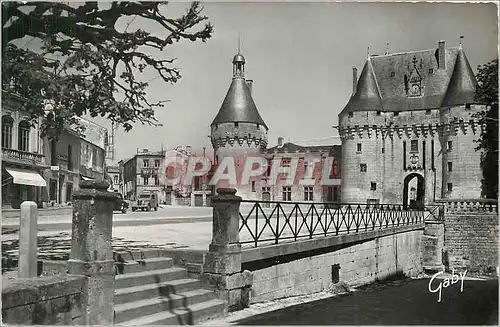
[81,176,94,181]
[5,167,47,187]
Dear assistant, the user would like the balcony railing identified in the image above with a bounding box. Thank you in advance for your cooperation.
[2,148,44,166]
[239,200,442,247]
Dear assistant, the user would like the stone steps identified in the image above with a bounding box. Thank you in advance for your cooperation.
[115,267,187,289]
[115,278,202,304]
[114,289,217,323]
[115,257,174,275]
[116,299,225,326]
[114,252,224,325]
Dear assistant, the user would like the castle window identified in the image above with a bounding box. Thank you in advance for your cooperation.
[348,112,353,118]
[256,124,259,128]
[357,143,362,152]
[252,181,256,192]
[393,112,399,116]
[447,141,453,151]
[376,111,381,116]
[154,176,160,185]
[143,159,149,167]
[447,183,453,192]
[282,157,291,167]
[360,164,367,172]
[303,159,309,173]
[282,187,292,201]
[262,187,270,193]
[382,147,385,153]
[448,162,453,172]
[234,122,239,127]
[304,186,314,201]
[428,68,434,74]
[390,72,395,77]
[154,159,160,167]
[371,182,377,191]
[426,109,431,115]
[410,140,418,153]
[143,177,149,185]
[465,104,471,110]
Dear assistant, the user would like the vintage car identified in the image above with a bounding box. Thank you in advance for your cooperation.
[131,192,159,212]
[113,193,129,213]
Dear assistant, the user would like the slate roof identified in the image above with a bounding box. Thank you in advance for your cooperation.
[211,77,268,129]
[265,142,341,155]
[342,45,479,113]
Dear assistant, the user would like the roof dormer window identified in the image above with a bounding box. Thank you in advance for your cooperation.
[348,112,353,118]
[390,71,395,77]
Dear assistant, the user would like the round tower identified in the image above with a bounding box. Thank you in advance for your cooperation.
[210,51,269,200]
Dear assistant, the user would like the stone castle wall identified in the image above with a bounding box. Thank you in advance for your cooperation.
[339,104,483,204]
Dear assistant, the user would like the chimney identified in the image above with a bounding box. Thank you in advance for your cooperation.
[246,79,253,95]
[278,137,284,147]
[438,40,446,70]
[352,67,358,94]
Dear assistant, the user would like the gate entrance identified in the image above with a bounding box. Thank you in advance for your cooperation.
[403,173,425,209]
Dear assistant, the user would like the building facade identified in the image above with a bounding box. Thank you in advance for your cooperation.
[2,91,47,208]
[338,40,485,207]
[210,52,342,203]
[122,148,166,202]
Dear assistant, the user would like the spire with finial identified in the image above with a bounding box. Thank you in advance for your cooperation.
[385,43,389,55]
[459,35,464,48]
[232,33,245,78]
[367,46,370,58]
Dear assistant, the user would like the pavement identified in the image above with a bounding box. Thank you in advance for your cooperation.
[204,275,498,325]
[1,205,213,231]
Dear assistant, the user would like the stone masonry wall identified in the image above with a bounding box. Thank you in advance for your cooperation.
[444,208,498,274]
[2,275,85,325]
[250,229,423,303]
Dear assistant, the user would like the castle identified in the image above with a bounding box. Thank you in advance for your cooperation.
[210,51,341,202]
[338,40,485,207]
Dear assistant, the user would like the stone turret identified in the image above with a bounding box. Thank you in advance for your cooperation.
[210,51,268,200]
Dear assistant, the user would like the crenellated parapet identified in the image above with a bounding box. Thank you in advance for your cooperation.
[436,199,498,213]
[211,134,268,150]
[338,118,483,141]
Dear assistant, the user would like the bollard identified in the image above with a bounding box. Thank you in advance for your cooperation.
[18,201,38,278]
[67,181,119,325]
[202,188,253,312]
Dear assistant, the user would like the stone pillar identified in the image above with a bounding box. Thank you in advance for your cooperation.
[203,193,207,206]
[202,188,252,313]
[18,201,38,278]
[67,181,118,325]
[422,220,445,273]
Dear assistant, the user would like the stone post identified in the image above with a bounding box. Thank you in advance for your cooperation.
[18,201,38,278]
[67,181,118,325]
[202,188,253,313]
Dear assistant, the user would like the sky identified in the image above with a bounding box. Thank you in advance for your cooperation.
[87,2,498,161]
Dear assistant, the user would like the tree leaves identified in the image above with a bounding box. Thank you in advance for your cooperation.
[2,1,213,139]
[474,59,498,199]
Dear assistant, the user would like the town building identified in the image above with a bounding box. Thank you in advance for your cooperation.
[2,91,47,209]
[338,39,485,207]
[1,90,107,208]
[210,51,342,203]
[262,138,341,203]
[122,148,166,202]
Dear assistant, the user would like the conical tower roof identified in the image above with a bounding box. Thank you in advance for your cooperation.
[211,54,268,129]
[442,47,478,107]
[342,58,383,113]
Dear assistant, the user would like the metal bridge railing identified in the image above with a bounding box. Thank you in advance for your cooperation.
[238,201,441,248]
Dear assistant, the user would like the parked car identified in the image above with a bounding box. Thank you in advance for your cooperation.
[131,192,158,212]
[113,193,129,213]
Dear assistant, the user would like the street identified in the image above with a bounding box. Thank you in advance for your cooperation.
[234,276,498,325]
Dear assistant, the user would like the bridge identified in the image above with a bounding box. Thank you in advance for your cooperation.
[2,184,497,325]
